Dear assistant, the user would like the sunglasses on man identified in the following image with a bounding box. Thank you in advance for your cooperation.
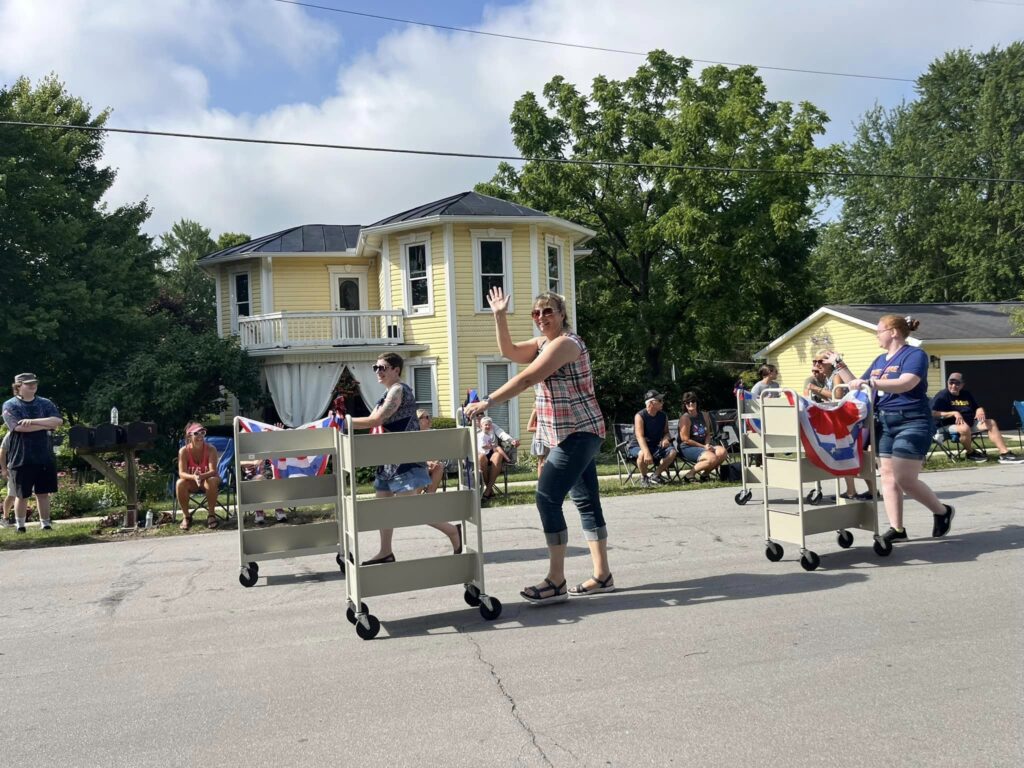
[372,364,391,373]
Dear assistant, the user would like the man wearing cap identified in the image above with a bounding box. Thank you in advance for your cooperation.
[628,390,677,486]
[2,373,63,532]
[930,373,1021,464]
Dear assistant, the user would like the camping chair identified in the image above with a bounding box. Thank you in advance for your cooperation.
[927,423,992,462]
[170,435,236,523]
[613,423,643,486]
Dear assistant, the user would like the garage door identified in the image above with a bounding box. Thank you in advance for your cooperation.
[943,358,1024,430]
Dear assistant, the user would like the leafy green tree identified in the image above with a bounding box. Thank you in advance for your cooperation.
[0,75,160,415]
[158,219,217,328]
[478,51,833,416]
[812,43,1024,303]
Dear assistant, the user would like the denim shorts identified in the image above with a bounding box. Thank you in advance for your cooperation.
[627,444,674,462]
[680,445,711,464]
[876,406,934,461]
[373,466,430,493]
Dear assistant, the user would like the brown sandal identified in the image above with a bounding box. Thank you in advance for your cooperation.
[206,515,220,530]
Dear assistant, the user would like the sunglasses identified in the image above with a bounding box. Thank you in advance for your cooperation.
[683,400,697,405]
[372,364,390,373]
[531,307,556,320]
[948,379,963,385]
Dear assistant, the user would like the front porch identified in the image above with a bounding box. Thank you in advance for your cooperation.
[238,310,406,351]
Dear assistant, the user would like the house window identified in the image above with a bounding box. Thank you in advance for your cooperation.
[401,234,433,315]
[547,243,561,294]
[410,365,435,414]
[481,361,516,433]
[471,230,513,312]
[230,270,251,333]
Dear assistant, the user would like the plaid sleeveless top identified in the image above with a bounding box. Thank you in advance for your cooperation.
[535,333,605,448]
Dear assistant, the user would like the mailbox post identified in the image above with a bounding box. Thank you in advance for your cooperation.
[70,422,157,529]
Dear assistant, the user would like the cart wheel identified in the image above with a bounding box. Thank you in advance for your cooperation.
[345,602,369,625]
[479,597,502,621]
[806,488,823,504]
[238,568,258,588]
[355,614,381,640]
[837,530,854,549]
[800,551,821,571]
[735,490,753,505]
[765,542,784,562]
[464,588,482,607]
[335,553,346,574]
[873,537,893,557]
[248,562,259,576]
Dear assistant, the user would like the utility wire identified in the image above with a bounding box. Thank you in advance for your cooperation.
[270,0,917,83]
[3,120,1023,185]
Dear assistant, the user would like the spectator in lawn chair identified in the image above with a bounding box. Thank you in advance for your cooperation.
[416,410,446,494]
[477,416,519,499]
[677,391,728,482]
[628,390,678,486]
[815,349,875,500]
[749,364,780,400]
[527,407,549,477]
[176,421,221,531]
[0,430,15,527]
[930,373,1021,464]
[2,373,63,533]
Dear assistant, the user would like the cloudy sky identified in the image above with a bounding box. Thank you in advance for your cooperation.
[2,0,1022,239]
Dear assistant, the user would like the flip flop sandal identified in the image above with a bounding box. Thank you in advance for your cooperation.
[568,574,615,596]
[207,517,220,530]
[520,578,568,605]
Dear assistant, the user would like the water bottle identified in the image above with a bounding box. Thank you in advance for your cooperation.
[144,509,153,528]
[110,407,119,426]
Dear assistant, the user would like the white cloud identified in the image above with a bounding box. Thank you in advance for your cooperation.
[1,0,1020,237]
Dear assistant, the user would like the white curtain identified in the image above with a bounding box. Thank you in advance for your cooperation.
[265,363,343,427]
[344,362,385,411]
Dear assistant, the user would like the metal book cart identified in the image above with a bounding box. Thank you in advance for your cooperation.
[748,388,893,571]
[734,390,765,506]
[233,420,345,588]
[337,420,502,640]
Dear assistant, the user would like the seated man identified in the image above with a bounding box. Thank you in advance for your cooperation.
[628,390,677,485]
[930,373,1021,463]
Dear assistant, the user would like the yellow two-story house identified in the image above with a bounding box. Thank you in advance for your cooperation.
[198,191,595,436]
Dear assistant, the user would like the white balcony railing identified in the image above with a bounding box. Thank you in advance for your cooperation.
[237,310,406,351]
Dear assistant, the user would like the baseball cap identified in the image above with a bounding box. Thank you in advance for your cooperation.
[644,389,665,402]
[14,372,38,384]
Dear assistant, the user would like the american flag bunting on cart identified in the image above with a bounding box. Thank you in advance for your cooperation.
[787,390,870,476]
[237,415,343,478]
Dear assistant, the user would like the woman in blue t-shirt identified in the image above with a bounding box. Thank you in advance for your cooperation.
[827,314,954,545]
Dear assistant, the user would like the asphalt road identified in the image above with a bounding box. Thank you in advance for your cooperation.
[1,465,1021,767]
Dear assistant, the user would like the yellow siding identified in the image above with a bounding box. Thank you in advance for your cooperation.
[217,261,262,336]
[271,257,378,312]
[768,315,878,391]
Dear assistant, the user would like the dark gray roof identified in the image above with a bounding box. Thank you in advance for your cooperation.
[368,191,548,227]
[828,303,1024,340]
[199,224,362,262]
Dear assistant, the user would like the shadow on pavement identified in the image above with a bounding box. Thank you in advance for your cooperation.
[817,524,1023,570]
[379,569,869,639]
[484,545,589,565]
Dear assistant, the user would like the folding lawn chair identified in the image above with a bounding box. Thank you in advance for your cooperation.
[170,435,236,522]
[613,424,643,486]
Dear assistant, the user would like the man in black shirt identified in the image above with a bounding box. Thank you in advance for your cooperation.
[628,390,678,485]
[930,372,1020,464]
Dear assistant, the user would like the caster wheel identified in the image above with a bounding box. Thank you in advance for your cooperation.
[800,551,821,571]
[837,530,854,548]
[345,601,369,625]
[806,489,822,504]
[238,568,258,588]
[735,490,752,505]
[355,614,381,640]
[765,542,784,562]
[248,562,259,576]
[479,597,503,621]
[464,585,481,607]
[335,553,346,574]
[873,538,892,557]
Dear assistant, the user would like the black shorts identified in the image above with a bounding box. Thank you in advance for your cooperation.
[8,463,59,498]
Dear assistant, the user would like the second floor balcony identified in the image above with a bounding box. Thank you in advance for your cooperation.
[238,310,406,351]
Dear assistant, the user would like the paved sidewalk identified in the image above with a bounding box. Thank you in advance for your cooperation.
[0,465,1021,767]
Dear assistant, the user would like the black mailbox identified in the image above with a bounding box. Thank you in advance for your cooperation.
[93,423,127,450]
[68,425,96,451]
[124,421,157,447]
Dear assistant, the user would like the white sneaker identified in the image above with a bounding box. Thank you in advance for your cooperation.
[254,511,266,526]
[0,518,10,529]
[274,510,288,523]
[998,452,1022,464]
[40,520,52,531]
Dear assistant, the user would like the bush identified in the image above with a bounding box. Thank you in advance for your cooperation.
[432,417,457,429]
[50,480,125,519]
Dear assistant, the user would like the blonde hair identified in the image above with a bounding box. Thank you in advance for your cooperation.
[415,409,431,420]
[880,314,920,337]
[534,291,567,317]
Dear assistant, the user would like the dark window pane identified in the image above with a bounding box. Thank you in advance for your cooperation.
[235,273,249,302]
[238,302,250,317]
[408,244,426,276]
[411,278,428,307]
[481,274,504,297]
[339,279,360,310]
[480,240,504,274]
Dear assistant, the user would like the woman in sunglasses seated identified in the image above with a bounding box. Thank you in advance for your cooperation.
[346,353,463,565]
[176,421,220,530]
[677,392,728,482]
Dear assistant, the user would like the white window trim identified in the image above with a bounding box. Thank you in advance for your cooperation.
[399,231,434,316]
[228,266,252,334]
[328,264,370,311]
[477,357,519,434]
[544,234,565,295]
[404,356,438,416]
[471,228,514,314]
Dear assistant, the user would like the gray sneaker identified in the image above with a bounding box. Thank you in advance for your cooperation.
[997,452,1022,464]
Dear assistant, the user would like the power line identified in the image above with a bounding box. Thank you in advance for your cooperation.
[270,0,917,84]
[3,119,1023,185]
